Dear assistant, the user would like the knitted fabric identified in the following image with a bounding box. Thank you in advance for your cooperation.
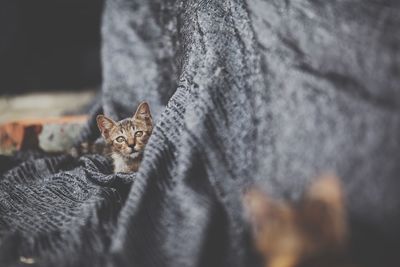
[1,1,400,266]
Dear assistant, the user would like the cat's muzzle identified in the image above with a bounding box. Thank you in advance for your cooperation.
[129,152,140,159]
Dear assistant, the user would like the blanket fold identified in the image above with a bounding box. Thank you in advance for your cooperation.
[1,0,400,266]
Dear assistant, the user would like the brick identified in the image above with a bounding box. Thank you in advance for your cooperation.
[0,115,88,154]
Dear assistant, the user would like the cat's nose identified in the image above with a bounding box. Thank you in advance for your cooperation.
[128,144,136,152]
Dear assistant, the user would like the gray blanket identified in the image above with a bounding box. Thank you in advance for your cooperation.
[1,0,400,266]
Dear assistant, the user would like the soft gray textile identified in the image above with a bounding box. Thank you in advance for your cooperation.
[1,1,400,266]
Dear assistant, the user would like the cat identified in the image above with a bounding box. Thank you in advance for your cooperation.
[71,102,153,173]
[96,102,153,173]
[243,175,353,267]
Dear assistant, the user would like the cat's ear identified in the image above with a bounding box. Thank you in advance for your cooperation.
[243,188,271,227]
[96,115,117,139]
[133,102,152,122]
[302,175,347,247]
[243,188,292,237]
[243,188,297,267]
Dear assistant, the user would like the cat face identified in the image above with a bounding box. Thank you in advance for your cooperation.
[243,175,347,267]
[96,102,153,158]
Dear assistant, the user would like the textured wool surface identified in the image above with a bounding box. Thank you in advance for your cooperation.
[1,0,400,266]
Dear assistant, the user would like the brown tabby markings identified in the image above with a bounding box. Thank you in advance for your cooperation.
[243,175,349,267]
[96,102,153,173]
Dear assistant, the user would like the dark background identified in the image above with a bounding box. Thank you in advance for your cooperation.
[0,0,103,94]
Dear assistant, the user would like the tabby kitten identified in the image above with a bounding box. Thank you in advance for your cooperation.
[96,102,153,173]
[243,175,350,267]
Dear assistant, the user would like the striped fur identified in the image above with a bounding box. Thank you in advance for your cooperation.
[71,102,153,173]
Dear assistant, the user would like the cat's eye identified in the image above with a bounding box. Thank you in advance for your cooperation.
[135,131,143,137]
[116,136,125,143]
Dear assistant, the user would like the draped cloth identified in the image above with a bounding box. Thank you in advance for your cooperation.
[1,1,400,266]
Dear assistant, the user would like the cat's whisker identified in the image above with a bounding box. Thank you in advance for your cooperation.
[96,101,153,173]
[69,102,153,173]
